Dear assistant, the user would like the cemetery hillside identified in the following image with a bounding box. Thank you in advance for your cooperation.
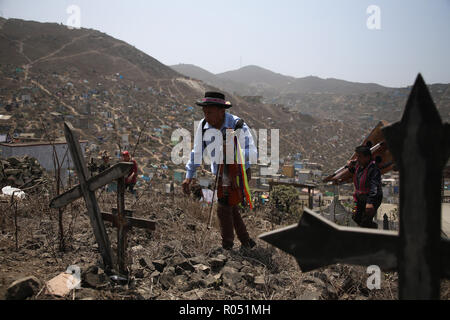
[0,17,449,301]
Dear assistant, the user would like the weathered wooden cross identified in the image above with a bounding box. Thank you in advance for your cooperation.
[259,74,450,299]
[49,122,156,276]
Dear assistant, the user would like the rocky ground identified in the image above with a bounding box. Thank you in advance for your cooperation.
[0,156,47,190]
[1,184,449,301]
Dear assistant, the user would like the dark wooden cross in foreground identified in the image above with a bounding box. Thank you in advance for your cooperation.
[260,74,450,299]
[50,123,156,276]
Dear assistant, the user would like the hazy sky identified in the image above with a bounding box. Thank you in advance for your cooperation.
[1,0,449,87]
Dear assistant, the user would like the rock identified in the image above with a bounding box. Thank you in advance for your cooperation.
[5,276,41,300]
[189,256,206,266]
[4,168,21,175]
[225,260,243,271]
[186,272,204,290]
[342,277,356,293]
[209,246,227,256]
[312,271,331,284]
[298,290,322,300]
[139,257,155,271]
[152,260,167,272]
[166,266,176,275]
[41,253,52,259]
[131,245,144,253]
[7,157,21,166]
[254,275,265,288]
[84,265,99,275]
[136,288,158,300]
[163,240,182,254]
[45,272,80,297]
[186,223,196,231]
[182,289,205,300]
[173,275,190,291]
[82,273,107,289]
[75,288,98,300]
[193,264,210,274]
[159,273,174,290]
[217,254,227,261]
[242,273,255,284]
[209,255,227,270]
[302,275,326,288]
[326,285,339,300]
[175,266,187,275]
[7,176,16,183]
[221,266,238,274]
[134,268,145,279]
[150,270,160,281]
[172,256,195,273]
[202,274,219,288]
[221,267,243,290]
[240,266,253,274]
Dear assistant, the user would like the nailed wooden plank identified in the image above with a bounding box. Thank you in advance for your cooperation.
[49,186,81,209]
[260,208,450,274]
[111,208,133,216]
[260,208,399,271]
[101,212,156,230]
[89,163,133,192]
[116,177,127,275]
[63,122,113,271]
[49,163,133,209]
[382,74,450,299]
[442,238,450,279]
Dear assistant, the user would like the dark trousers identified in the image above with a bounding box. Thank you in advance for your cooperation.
[126,183,137,197]
[217,201,250,248]
[352,195,380,229]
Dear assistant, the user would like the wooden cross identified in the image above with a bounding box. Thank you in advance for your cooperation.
[49,122,156,276]
[259,74,450,299]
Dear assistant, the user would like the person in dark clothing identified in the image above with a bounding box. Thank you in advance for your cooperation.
[122,151,138,198]
[347,145,383,229]
[98,150,111,173]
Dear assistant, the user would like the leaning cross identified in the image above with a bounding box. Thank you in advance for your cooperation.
[259,74,450,299]
[50,122,156,276]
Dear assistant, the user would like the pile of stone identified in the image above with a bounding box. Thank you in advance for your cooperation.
[0,156,45,189]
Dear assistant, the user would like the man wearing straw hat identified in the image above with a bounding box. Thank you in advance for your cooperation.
[182,92,257,250]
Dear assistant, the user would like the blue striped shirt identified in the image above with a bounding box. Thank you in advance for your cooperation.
[185,113,257,179]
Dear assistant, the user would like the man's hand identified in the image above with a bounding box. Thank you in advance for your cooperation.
[365,203,375,218]
[182,178,193,195]
[347,159,357,168]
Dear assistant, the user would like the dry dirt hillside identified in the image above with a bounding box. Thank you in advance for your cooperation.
[0,18,366,175]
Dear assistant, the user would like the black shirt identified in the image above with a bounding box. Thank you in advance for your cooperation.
[349,161,383,205]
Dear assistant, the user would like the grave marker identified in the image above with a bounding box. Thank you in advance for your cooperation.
[50,123,155,275]
[260,75,450,299]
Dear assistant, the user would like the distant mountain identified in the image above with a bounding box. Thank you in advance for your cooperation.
[217,65,392,95]
[217,65,295,91]
[287,76,392,95]
[170,64,216,83]
[172,64,393,98]
[170,63,253,96]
